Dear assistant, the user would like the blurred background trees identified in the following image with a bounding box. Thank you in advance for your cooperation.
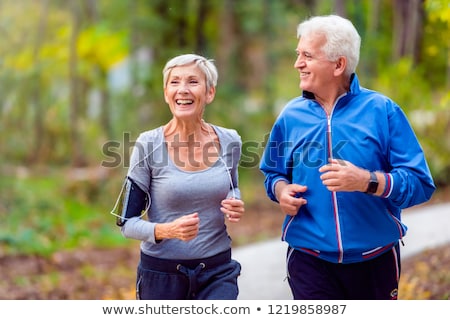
[0,0,449,256]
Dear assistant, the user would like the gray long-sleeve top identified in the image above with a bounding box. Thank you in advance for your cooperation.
[121,125,242,260]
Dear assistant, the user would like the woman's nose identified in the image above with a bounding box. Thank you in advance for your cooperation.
[178,85,189,93]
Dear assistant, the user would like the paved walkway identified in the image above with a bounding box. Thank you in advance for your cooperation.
[232,203,450,300]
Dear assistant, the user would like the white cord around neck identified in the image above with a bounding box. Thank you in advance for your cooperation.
[110,123,237,222]
[205,122,237,199]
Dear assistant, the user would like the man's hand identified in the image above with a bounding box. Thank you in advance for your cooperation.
[319,159,369,192]
[275,181,308,216]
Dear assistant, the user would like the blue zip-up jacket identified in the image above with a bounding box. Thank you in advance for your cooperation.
[259,74,435,264]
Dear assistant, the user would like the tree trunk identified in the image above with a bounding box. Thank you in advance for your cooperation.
[393,0,424,63]
[69,2,85,167]
[216,0,236,87]
[195,0,208,54]
[334,0,346,17]
[29,0,49,164]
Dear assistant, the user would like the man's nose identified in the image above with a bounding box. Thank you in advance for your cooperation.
[294,56,305,68]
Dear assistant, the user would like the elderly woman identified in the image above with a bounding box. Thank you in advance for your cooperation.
[114,54,245,300]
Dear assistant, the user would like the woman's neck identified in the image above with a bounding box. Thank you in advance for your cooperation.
[164,118,214,144]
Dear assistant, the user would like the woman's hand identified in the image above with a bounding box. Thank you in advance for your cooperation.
[155,212,200,241]
[221,198,245,223]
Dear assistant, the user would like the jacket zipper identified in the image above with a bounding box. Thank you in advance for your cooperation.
[389,210,406,246]
[326,112,344,263]
[281,95,348,261]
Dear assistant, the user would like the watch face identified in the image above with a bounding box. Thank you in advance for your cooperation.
[367,181,378,194]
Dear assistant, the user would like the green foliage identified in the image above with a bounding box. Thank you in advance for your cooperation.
[411,94,450,186]
[369,58,450,186]
[369,58,432,112]
[0,172,127,256]
[423,0,450,87]
[78,24,129,74]
[0,0,449,257]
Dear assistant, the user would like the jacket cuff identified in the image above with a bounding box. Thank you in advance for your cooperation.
[381,173,393,198]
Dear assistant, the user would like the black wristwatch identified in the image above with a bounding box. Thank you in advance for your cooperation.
[365,171,378,194]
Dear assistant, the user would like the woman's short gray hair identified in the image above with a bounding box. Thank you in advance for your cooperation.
[297,15,361,76]
[163,54,218,90]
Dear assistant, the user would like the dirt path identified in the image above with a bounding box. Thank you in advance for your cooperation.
[1,242,449,300]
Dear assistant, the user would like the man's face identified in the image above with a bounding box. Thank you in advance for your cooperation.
[294,33,336,95]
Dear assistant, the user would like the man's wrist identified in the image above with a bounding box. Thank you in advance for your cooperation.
[273,179,288,201]
[365,171,379,194]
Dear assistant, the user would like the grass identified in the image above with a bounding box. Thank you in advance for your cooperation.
[0,167,269,257]
[0,169,128,256]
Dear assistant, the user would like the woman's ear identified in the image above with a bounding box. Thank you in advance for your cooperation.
[206,86,216,104]
[163,88,169,104]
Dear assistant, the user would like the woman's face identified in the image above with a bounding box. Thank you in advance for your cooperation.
[164,63,215,121]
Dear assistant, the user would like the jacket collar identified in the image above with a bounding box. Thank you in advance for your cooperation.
[302,73,360,100]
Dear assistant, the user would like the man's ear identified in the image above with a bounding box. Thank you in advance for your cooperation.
[334,56,347,76]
